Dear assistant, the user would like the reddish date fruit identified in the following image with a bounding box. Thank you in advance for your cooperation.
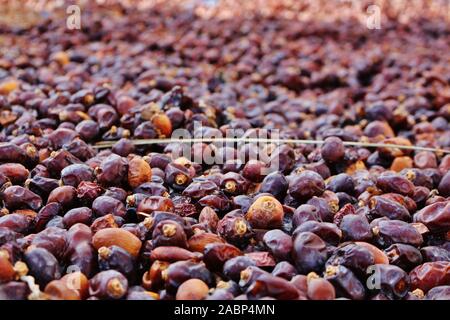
[47,186,77,209]
[410,261,450,293]
[246,273,300,300]
[77,181,103,205]
[150,246,202,262]
[203,243,242,272]
[127,157,152,189]
[0,163,29,185]
[413,201,450,232]
[307,273,336,300]
[0,213,34,234]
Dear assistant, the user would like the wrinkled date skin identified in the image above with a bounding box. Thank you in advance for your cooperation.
[410,262,450,293]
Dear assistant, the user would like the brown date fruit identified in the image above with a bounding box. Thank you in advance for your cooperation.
[420,246,450,263]
[165,162,192,191]
[188,233,226,253]
[183,179,219,199]
[326,243,375,276]
[142,260,170,290]
[90,214,119,233]
[93,228,142,258]
[176,279,209,300]
[259,171,289,201]
[438,171,450,197]
[0,254,15,284]
[307,273,336,300]
[198,206,219,232]
[150,246,203,262]
[0,213,34,234]
[245,195,284,229]
[31,226,67,259]
[272,261,297,280]
[245,251,276,268]
[0,281,30,300]
[292,204,322,229]
[203,243,242,272]
[426,286,450,300]
[137,196,174,214]
[339,214,372,242]
[220,172,249,195]
[127,156,152,189]
[355,241,390,264]
[76,181,103,205]
[89,270,128,300]
[223,256,257,282]
[26,176,60,200]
